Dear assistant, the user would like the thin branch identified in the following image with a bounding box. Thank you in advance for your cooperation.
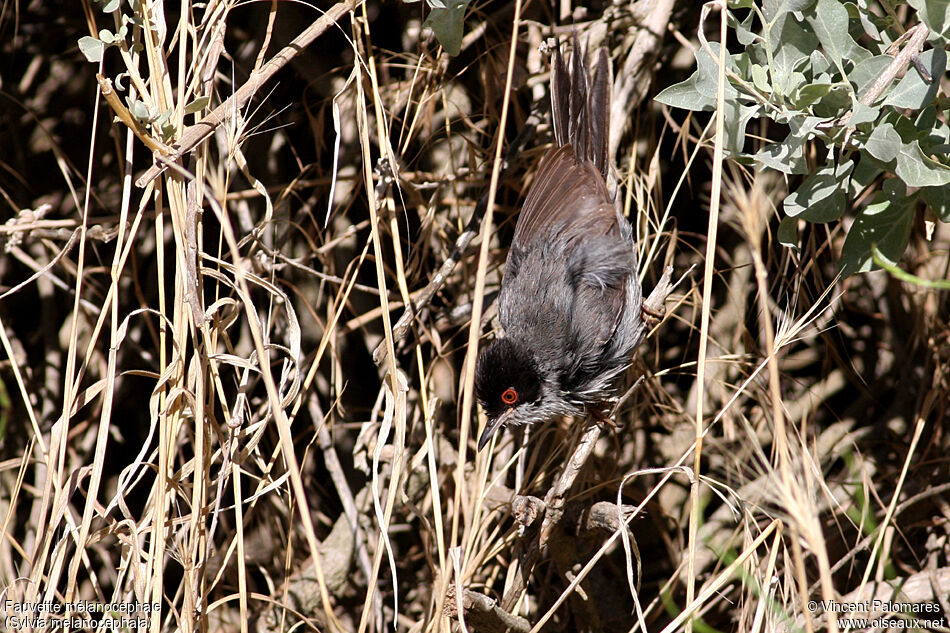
[445,586,533,633]
[861,22,930,107]
[135,0,360,188]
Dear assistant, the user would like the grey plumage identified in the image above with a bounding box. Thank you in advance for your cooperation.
[474,40,644,451]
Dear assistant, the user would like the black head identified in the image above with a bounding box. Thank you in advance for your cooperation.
[474,338,545,450]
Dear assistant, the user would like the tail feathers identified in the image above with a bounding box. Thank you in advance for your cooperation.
[589,47,610,177]
[551,37,611,178]
[551,45,571,155]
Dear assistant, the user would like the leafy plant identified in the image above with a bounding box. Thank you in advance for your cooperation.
[78,0,131,62]
[656,0,950,276]
[404,0,473,56]
[78,0,195,143]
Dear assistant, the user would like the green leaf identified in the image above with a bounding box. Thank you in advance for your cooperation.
[850,55,892,97]
[734,8,759,45]
[895,140,950,187]
[888,110,921,140]
[754,136,807,173]
[129,100,150,121]
[807,0,852,69]
[812,84,851,117]
[921,184,950,222]
[655,46,734,110]
[916,104,938,133]
[792,81,832,108]
[185,96,211,114]
[701,46,739,99]
[789,115,824,140]
[784,158,853,222]
[98,29,117,44]
[750,63,771,94]
[101,0,120,11]
[863,122,901,162]
[78,36,105,63]
[770,15,819,97]
[423,0,470,56]
[808,49,831,77]
[160,121,176,140]
[849,99,879,126]
[654,75,715,111]
[908,0,950,38]
[839,178,915,275]
[778,215,800,248]
[723,100,759,154]
[763,0,817,21]
[154,108,172,126]
[848,0,893,41]
[917,105,950,153]
[883,48,947,109]
[850,153,882,196]
[753,116,820,173]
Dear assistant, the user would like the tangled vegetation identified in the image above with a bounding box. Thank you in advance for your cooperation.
[0,1,948,632]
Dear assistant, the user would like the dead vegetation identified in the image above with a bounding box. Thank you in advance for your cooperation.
[0,1,948,632]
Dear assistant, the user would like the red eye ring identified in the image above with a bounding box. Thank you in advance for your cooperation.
[501,387,518,405]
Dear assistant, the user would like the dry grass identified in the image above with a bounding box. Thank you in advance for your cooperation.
[1,1,949,632]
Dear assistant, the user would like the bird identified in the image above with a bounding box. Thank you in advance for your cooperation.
[474,40,645,452]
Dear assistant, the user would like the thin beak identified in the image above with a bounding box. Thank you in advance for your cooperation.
[477,409,514,451]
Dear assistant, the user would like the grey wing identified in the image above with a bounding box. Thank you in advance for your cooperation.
[500,145,642,385]
[563,218,641,381]
[505,145,613,276]
[500,146,620,338]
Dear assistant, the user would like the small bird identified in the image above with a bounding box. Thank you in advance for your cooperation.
[474,41,645,451]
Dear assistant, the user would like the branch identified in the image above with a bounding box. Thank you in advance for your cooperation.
[444,586,532,633]
[861,22,930,108]
[135,0,360,188]
[831,21,931,129]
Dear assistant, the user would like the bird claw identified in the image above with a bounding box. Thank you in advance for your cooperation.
[641,301,665,327]
[590,408,622,432]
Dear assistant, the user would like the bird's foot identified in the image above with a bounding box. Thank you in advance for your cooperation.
[590,408,622,432]
[641,301,665,326]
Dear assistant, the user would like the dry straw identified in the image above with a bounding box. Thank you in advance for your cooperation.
[1,1,949,632]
